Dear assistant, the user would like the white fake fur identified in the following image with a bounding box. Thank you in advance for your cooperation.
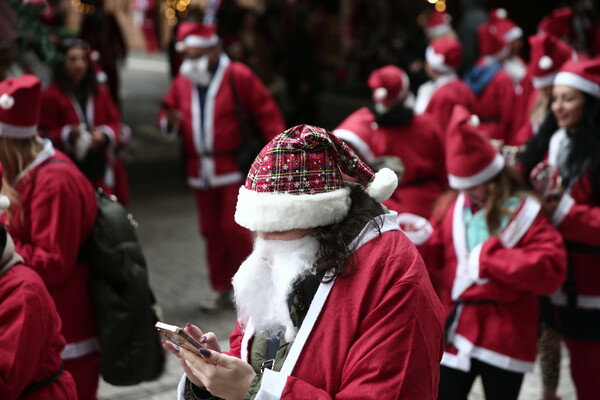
[367,168,398,203]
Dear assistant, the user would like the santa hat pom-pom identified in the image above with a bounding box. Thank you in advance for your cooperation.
[175,41,186,52]
[366,167,398,203]
[0,94,14,110]
[468,114,480,127]
[496,8,508,19]
[90,50,100,62]
[0,194,10,211]
[96,71,108,83]
[373,87,388,102]
[539,55,554,71]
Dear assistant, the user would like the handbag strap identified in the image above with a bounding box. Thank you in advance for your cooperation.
[228,69,251,141]
[260,292,296,373]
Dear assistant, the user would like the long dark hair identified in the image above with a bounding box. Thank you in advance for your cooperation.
[518,93,600,201]
[52,38,97,96]
[314,184,385,282]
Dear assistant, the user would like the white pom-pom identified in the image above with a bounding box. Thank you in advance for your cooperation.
[0,94,14,110]
[90,50,100,61]
[373,87,388,101]
[175,41,186,52]
[0,194,10,210]
[366,167,398,203]
[539,55,554,71]
[468,114,480,127]
[96,71,108,83]
[496,8,507,19]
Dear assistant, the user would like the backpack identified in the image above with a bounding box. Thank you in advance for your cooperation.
[82,189,166,386]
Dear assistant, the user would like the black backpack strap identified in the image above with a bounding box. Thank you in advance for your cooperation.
[21,364,63,395]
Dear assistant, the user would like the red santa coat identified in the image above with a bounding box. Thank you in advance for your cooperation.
[229,213,445,399]
[5,141,98,358]
[159,54,285,189]
[39,82,129,203]
[550,171,600,309]
[332,107,376,164]
[418,76,477,138]
[0,264,77,400]
[422,193,566,373]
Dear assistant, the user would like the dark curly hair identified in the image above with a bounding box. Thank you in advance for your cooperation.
[314,184,385,282]
[518,94,600,202]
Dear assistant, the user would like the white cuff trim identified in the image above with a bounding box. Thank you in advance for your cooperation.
[551,193,574,226]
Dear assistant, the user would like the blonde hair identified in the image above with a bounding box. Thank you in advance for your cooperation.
[0,136,43,212]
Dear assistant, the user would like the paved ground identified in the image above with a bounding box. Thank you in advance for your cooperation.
[98,52,577,400]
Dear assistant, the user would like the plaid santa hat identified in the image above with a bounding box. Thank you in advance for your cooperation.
[368,65,410,107]
[529,33,576,89]
[426,37,463,74]
[235,125,398,232]
[446,105,504,189]
[554,58,600,98]
[0,74,41,139]
[176,22,219,51]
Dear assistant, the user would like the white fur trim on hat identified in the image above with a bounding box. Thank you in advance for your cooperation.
[426,46,453,74]
[0,194,9,210]
[366,168,398,203]
[183,34,219,49]
[554,71,600,98]
[373,87,388,101]
[426,24,452,38]
[235,186,351,232]
[0,121,36,138]
[0,94,14,110]
[448,153,505,189]
[532,72,557,89]
[504,26,523,43]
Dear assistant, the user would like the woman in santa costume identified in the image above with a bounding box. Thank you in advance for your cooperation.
[335,65,447,219]
[463,21,518,146]
[0,75,100,400]
[39,38,131,205]
[518,57,600,400]
[414,37,476,138]
[0,166,78,400]
[420,105,566,400]
[162,124,445,399]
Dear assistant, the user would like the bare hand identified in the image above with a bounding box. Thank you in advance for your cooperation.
[91,129,108,150]
[167,108,183,126]
[69,125,81,144]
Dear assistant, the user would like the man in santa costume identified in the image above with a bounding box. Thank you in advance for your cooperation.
[158,22,285,307]
[419,106,566,400]
[463,20,519,146]
[0,75,99,400]
[334,65,447,219]
[0,164,78,400]
[414,37,476,136]
[162,124,445,399]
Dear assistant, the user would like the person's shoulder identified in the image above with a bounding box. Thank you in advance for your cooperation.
[1,264,46,296]
[228,61,259,80]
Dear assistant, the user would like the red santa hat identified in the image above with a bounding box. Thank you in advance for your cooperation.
[367,65,410,107]
[477,22,510,65]
[538,7,573,39]
[554,58,600,98]
[489,8,523,43]
[234,124,398,232]
[0,74,41,139]
[425,10,453,38]
[0,164,9,210]
[176,22,219,51]
[529,33,577,89]
[446,105,505,189]
[426,37,463,74]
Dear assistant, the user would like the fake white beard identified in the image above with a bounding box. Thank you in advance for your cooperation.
[232,235,319,342]
[503,56,527,84]
[179,55,212,86]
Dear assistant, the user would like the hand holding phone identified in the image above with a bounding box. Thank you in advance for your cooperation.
[155,321,204,352]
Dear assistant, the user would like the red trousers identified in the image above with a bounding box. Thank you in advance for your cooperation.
[194,184,253,291]
[564,338,600,400]
[63,351,100,400]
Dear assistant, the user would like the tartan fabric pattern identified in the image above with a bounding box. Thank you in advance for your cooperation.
[244,125,376,195]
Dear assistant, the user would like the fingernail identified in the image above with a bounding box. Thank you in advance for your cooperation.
[199,336,207,343]
[173,344,180,353]
[199,348,211,357]
[186,323,192,327]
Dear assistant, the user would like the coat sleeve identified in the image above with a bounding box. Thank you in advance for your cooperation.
[94,85,122,145]
[157,78,183,138]
[256,254,444,400]
[473,212,567,296]
[551,192,600,246]
[12,171,91,286]
[39,87,72,147]
[0,271,57,400]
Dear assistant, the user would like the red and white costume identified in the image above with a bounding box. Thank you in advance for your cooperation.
[39,82,130,204]
[333,107,376,164]
[5,140,100,400]
[159,53,285,291]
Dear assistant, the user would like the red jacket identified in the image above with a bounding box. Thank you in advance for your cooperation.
[6,142,98,356]
[0,264,77,400]
[422,193,566,372]
[159,55,285,189]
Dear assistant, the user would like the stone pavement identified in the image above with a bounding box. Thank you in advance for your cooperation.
[97,52,577,400]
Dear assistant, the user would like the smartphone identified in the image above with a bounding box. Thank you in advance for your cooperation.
[155,321,204,351]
